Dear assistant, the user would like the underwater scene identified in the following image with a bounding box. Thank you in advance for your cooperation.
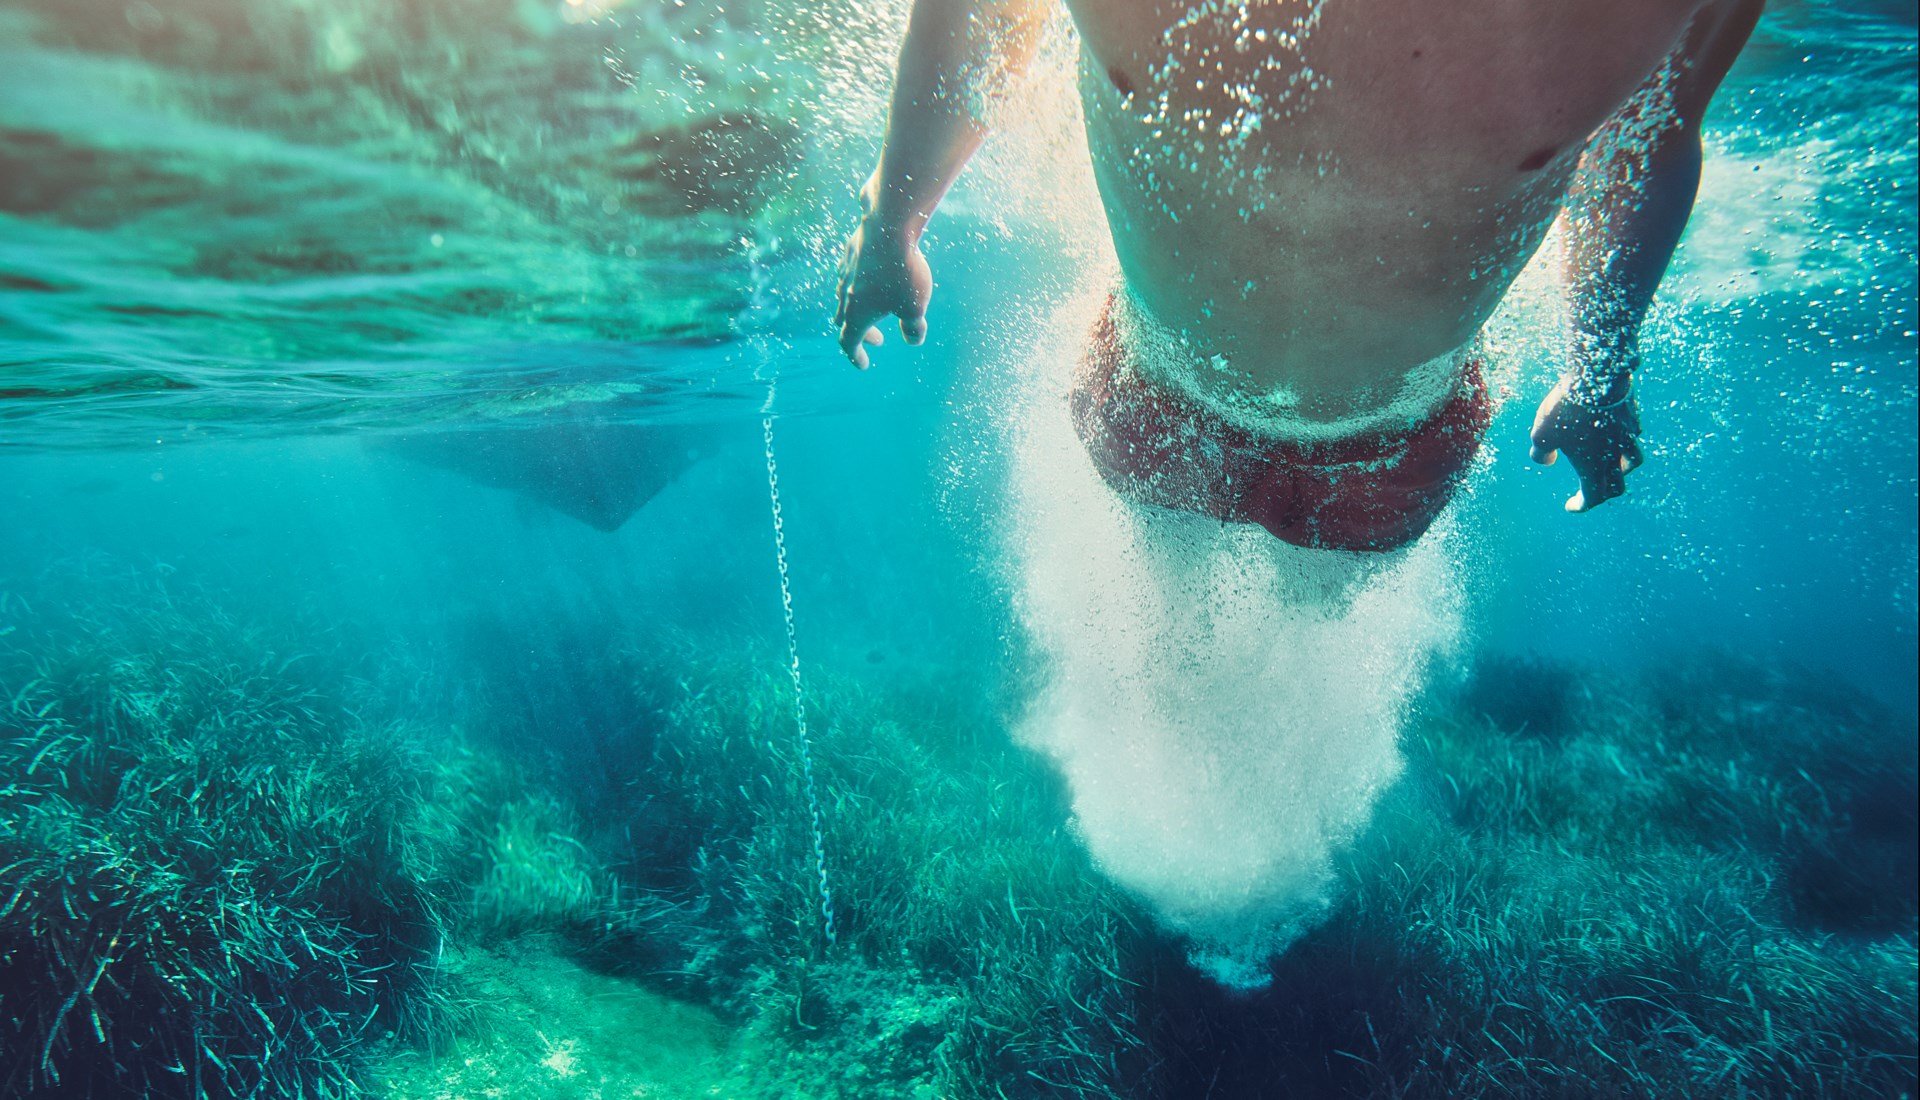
[0,0,1915,1096]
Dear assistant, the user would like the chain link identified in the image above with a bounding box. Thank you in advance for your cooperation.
[761,408,837,949]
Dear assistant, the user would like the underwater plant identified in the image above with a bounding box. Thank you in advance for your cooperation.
[478,628,1917,1098]
[2,581,1911,1098]
[0,588,476,1097]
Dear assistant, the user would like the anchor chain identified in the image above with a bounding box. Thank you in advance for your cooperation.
[761,406,838,948]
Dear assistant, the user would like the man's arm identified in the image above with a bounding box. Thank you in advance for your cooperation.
[1531,0,1763,512]
[833,0,1047,368]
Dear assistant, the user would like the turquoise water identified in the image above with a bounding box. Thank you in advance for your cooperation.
[0,0,1915,1096]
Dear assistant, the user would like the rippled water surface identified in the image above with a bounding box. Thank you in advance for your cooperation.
[0,1,1911,445]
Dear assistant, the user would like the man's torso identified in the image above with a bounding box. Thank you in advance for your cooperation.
[1062,0,1709,421]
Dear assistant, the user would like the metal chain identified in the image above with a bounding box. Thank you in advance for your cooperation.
[761,407,838,948]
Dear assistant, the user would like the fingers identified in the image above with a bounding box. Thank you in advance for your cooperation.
[836,277,884,367]
[1567,460,1627,513]
[831,244,858,331]
[838,312,877,370]
[835,221,937,367]
[837,297,926,368]
[1572,427,1644,509]
[1529,427,1559,465]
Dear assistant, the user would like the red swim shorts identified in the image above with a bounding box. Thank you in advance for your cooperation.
[1069,298,1492,553]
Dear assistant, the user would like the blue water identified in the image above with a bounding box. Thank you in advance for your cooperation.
[1,0,1912,703]
[0,0,1915,1093]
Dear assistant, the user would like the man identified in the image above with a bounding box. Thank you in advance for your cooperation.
[833,0,1762,551]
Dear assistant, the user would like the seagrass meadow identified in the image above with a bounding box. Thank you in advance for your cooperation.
[0,0,1915,1096]
[0,569,1913,1097]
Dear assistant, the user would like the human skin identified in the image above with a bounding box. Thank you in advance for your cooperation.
[833,0,1764,513]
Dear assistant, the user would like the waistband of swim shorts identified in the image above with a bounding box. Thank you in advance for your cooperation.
[1107,281,1477,444]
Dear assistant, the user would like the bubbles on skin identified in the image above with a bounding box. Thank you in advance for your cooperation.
[1093,0,1331,232]
[1558,52,1689,405]
[1573,52,1687,213]
[929,9,1049,125]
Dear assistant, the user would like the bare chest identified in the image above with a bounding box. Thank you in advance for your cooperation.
[1069,0,1700,188]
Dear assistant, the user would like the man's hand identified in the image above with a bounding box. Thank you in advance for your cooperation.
[1529,374,1643,513]
[833,180,932,370]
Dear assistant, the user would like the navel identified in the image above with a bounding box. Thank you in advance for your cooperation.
[1517,145,1557,172]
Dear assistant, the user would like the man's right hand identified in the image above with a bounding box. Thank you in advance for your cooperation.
[833,182,933,370]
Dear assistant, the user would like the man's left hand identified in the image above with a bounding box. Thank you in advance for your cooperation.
[1529,374,1643,513]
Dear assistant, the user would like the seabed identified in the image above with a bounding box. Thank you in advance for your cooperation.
[1,585,1913,1098]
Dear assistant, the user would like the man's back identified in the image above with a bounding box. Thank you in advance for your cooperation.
[1067,0,1715,419]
